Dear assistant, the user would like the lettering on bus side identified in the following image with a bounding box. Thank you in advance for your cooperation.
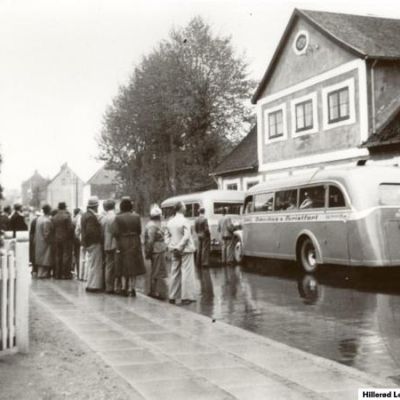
[244,213,349,223]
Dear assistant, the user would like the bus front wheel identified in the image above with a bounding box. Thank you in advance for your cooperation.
[233,237,243,264]
[298,237,318,273]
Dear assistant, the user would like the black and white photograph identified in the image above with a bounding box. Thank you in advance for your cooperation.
[1,0,400,399]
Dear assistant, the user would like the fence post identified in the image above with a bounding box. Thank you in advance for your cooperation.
[15,231,29,353]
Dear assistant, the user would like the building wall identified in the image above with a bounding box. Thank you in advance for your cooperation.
[21,172,48,207]
[370,60,400,131]
[261,18,356,98]
[256,16,369,174]
[47,166,84,209]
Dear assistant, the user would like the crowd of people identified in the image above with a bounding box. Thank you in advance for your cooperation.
[0,197,204,305]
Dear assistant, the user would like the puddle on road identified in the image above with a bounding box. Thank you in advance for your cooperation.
[184,256,400,381]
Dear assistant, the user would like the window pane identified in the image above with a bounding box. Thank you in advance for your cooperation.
[184,203,193,218]
[214,202,242,215]
[379,184,400,205]
[328,186,346,207]
[193,203,200,217]
[275,189,298,211]
[299,186,326,209]
[268,110,283,138]
[254,193,274,212]
[226,183,238,191]
[246,181,258,190]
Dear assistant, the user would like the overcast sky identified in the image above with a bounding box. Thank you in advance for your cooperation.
[1,0,400,192]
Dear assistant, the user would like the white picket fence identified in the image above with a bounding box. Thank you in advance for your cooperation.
[0,232,29,355]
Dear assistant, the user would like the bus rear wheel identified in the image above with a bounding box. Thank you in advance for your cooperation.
[298,237,318,273]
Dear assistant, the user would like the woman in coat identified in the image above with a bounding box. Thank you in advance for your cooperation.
[35,204,53,279]
[112,197,145,296]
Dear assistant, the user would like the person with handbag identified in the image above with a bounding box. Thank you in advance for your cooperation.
[144,205,168,299]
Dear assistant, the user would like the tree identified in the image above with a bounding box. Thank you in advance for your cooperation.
[98,17,254,213]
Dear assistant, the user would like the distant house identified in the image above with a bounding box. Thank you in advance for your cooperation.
[83,166,120,207]
[21,170,49,208]
[214,9,400,187]
[211,125,259,191]
[46,163,84,209]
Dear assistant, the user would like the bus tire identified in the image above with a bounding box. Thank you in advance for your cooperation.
[233,237,243,264]
[298,237,318,273]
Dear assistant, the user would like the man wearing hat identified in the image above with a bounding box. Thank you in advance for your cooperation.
[81,196,103,292]
[52,202,73,279]
[100,199,117,294]
[144,205,168,299]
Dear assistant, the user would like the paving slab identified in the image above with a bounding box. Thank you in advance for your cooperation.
[31,279,392,400]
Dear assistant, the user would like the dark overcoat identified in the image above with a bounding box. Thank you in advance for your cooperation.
[112,211,145,277]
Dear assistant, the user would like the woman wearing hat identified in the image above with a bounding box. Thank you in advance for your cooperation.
[112,197,145,296]
[144,205,168,299]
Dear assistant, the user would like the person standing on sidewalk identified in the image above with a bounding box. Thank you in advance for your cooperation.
[71,208,82,278]
[29,211,41,278]
[165,201,196,305]
[52,202,73,279]
[101,199,117,294]
[194,207,210,268]
[112,197,145,297]
[81,196,104,292]
[9,203,28,238]
[218,207,235,265]
[0,206,10,232]
[35,204,53,279]
[144,205,168,299]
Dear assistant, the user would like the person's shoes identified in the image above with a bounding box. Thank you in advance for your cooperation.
[169,299,176,304]
[85,287,100,293]
[149,292,163,300]
[181,299,196,305]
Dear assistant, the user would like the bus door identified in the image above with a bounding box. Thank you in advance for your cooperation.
[380,184,400,264]
[322,185,349,264]
[246,192,275,256]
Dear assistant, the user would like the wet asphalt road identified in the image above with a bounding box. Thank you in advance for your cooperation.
[183,256,400,383]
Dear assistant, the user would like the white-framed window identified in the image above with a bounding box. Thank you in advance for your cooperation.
[322,78,356,131]
[290,92,318,136]
[223,178,241,191]
[243,177,260,190]
[264,104,287,144]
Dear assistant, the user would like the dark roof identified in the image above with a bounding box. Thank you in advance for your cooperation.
[363,105,400,148]
[252,9,400,104]
[87,166,119,185]
[212,125,258,176]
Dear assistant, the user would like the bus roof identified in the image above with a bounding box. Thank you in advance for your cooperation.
[161,189,245,207]
[246,166,400,208]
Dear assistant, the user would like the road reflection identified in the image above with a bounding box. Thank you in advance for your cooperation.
[187,257,400,383]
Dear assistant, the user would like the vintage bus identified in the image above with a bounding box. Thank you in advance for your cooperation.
[236,166,400,272]
[161,190,245,251]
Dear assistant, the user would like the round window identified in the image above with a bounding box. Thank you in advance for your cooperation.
[293,30,309,55]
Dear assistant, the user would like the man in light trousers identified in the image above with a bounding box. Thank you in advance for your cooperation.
[165,201,196,305]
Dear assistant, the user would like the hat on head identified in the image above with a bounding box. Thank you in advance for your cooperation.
[150,205,162,217]
[87,196,99,208]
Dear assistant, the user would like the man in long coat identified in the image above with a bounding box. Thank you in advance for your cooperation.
[81,196,103,292]
[52,202,73,279]
[165,201,196,305]
[35,204,53,278]
[218,207,235,265]
[194,207,210,268]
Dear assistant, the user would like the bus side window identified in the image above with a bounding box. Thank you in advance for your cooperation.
[328,186,346,208]
[193,203,200,217]
[300,186,325,209]
[184,203,193,218]
[244,196,253,214]
[275,189,298,211]
[254,192,273,212]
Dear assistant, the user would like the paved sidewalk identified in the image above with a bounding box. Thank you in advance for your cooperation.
[31,279,390,400]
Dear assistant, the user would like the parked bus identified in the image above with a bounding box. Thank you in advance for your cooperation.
[235,166,400,272]
[161,190,245,251]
